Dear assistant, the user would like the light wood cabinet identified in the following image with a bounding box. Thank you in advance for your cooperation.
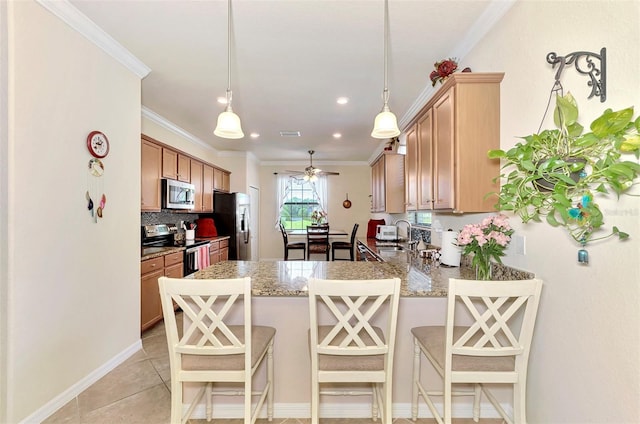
[208,238,229,264]
[140,256,163,331]
[417,110,434,210]
[141,139,162,211]
[214,168,231,192]
[371,153,405,213]
[404,73,503,212]
[202,164,214,212]
[162,148,191,182]
[141,134,231,213]
[405,126,418,211]
[190,160,204,212]
[141,252,183,332]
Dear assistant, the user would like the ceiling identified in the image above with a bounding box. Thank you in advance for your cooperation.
[70,0,505,164]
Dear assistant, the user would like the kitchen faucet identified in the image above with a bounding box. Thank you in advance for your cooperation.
[394,219,415,244]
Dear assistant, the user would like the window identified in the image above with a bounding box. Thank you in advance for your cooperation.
[409,211,432,226]
[277,175,327,230]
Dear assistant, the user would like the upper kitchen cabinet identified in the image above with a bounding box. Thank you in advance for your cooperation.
[141,138,162,211]
[162,148,190,182]
[202,164,214,212]
[405,72,503,213]
[213,167,231,192]
[371,152,405,214]
[190,159,204,212]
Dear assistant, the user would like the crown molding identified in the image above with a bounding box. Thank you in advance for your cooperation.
[399,0,517,129]
[35,0,150,79]
[142,106,216,152]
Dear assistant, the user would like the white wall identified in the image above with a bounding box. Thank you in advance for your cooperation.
[461,1,640,422]
[3,1,142,422]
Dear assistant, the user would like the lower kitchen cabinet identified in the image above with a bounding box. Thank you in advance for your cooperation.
[208,238,230,264]
[140,252,183,332]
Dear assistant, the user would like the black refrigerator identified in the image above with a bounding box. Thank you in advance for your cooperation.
[213,192,251,260]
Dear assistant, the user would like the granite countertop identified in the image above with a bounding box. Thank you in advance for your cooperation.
[189,259,476,297]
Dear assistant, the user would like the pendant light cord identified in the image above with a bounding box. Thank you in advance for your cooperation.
[382,0,390,106]
[226,0,233,106]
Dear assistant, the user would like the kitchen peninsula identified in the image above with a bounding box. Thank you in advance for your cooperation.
[181,256,533,416]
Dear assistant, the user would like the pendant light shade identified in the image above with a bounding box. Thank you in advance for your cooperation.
[372,103,400,139]
[214,0,244,139]
[371,0,400,139]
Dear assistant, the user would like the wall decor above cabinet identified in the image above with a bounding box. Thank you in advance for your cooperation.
[404,72,504,213]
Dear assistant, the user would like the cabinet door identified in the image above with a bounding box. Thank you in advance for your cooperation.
[140,268,163,331]
[417,109,434,210]
[405,125,418,211]
[164,263,183,278]
[191,160,203,212]
[222,172,230,192]
[162,148,178,179]
[433,88,455,210]
[209,241,220,264]
[371,157,384,212]
[203,165,214,212]
[213,168,223,191]
[141,140,162,211]
[177,154,191,182]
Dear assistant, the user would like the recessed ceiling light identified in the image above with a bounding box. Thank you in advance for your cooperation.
[250,132,260,139]
[217,97,228,104]
[333,133,342,139]
[336,97,349,105]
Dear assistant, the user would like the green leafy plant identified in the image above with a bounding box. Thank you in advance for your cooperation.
[488,93,640,245]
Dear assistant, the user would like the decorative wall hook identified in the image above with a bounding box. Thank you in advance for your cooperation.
[546,47,606,102]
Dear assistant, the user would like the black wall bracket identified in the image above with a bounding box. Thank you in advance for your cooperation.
[546,47,606,102]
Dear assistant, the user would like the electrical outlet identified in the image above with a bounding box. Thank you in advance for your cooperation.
[514,235,526,255]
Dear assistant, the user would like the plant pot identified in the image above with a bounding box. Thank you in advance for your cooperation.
[534,157,586,192]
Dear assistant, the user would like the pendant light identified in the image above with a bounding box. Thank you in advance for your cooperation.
[214,0,244,139]
[371,0,400,139]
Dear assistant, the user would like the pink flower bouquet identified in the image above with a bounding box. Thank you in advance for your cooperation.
[457,214,514,280]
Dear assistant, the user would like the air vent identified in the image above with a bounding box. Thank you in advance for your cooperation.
[279,131,301,137]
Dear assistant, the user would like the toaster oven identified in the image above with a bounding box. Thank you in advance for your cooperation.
[375,225,398,241]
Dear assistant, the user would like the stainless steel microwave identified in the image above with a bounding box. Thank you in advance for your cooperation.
[162,179,195,210]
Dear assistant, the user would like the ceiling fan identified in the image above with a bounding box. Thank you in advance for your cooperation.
[287,150,340,181]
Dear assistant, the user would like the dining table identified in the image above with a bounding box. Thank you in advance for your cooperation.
[286,228,348,237]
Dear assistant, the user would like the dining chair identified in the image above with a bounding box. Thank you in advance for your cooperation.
[331,223,359,261]
[158,276,276,424]
[306,225,330,261]
[307,277,401,424]
[279,222,306,260]
[411,278,543,424]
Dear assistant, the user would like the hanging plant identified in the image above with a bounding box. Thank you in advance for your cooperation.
[488,92,640,249]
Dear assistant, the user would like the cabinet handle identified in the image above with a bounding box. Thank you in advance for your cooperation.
[151,263,156,267]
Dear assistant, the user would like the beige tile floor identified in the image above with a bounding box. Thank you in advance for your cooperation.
[43,315,503,424]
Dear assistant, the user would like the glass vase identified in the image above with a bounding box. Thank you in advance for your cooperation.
[474,255,492,280]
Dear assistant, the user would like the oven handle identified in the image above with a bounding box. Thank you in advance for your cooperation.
[185,242,210,254]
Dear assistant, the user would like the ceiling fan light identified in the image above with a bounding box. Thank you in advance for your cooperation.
[214,106,244,139]
[371,105,400,138]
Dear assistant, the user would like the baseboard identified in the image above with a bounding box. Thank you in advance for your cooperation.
[187,401,511,419]
[20,339,143,424]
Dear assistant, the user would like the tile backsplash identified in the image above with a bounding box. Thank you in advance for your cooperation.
[141,211,204,226]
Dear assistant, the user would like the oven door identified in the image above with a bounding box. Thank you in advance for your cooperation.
[183,242,211,275]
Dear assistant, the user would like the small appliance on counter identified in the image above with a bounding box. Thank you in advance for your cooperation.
[195,218,218,238]
[375,225,398,241]
[142,224,211,275]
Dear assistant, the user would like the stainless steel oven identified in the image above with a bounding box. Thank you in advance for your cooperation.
[183,241,211,275]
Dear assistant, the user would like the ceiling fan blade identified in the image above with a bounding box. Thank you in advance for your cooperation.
[318,171,340,176]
